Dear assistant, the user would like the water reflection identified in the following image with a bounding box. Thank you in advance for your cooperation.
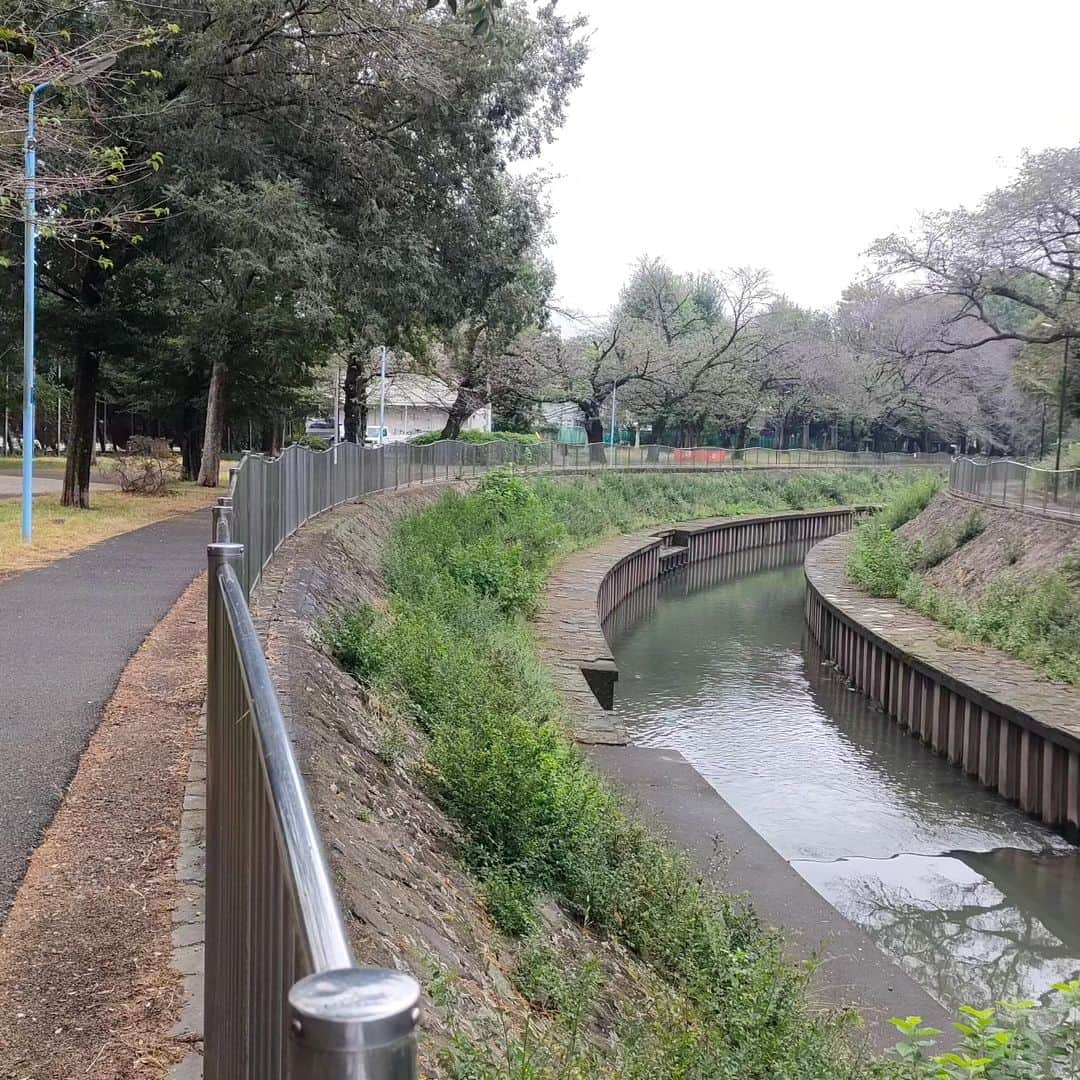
[795,851,1080,1007]
[606,542,1080,1011]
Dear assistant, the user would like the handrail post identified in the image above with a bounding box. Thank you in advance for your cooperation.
[288,968,420,1080]
[205,541,246,1080]
[212,496,234,544]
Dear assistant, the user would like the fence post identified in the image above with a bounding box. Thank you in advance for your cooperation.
[212,496,234,544]
[288,968,420,1080]
[205,541,247,1080]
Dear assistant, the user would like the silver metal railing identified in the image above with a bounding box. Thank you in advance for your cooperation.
[201,435,948,1075]
[206,533,421,1079]
[224,439,951,597]
[949,456,1080,522]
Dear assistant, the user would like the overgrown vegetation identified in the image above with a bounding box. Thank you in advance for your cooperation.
[409,430,542,446]
[847,486,1080,684]
[891,982,1080,1078]
[329,469,938,1077]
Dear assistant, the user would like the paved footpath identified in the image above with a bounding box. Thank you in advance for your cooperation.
[0,510,207,917]
[0,474,114,498]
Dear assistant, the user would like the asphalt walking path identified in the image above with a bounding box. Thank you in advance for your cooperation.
[0,509,208,918]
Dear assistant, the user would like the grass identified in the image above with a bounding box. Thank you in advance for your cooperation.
[847,483,1080,685]
[0,483,214,578]
[0,455,73,472]
[328,469,937,1078]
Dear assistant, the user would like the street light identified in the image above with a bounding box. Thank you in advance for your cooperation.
[21,53,116,542]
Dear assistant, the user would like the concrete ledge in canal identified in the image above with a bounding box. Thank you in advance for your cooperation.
[805,533,1080,836]
[535,505,875,744]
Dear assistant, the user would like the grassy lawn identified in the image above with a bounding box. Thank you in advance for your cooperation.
[0,456,72,473]
[0,483,214,579]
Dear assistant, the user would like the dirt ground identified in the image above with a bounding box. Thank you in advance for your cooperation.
[901,492,1080,600]
[0,578,207,1080]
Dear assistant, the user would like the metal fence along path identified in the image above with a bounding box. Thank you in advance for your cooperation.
[202,436,947,1077]
[949,456,1080,522]
[226,439,952,597]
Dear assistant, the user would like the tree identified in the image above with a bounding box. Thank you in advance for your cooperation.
[612,258,773,449]
[0,0,588,505]
[872,146,1080,457]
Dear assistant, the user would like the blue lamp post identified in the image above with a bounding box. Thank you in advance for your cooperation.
[21,82,49,542]
[20,53,115,541]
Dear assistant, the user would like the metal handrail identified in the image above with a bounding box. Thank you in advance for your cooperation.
[205,541,420,1078]
[202,434,948,1075]
[949,455,1080,522]
[224,439,951,598]
[216,553,353,971]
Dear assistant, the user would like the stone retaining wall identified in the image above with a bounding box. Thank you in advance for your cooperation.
[535,505,874,744]
[804,533,1080,836]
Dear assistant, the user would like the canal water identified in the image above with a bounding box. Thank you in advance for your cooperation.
[605,541,1080,1012]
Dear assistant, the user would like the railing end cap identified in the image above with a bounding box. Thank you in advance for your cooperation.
[289,968,420,1051]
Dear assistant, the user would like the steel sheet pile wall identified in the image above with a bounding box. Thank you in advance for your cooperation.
[804,541,1080,835]
[597,507,869,623]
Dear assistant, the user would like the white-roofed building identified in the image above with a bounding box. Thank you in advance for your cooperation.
[365,374,492,442]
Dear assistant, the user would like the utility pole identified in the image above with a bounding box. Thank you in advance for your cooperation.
[609,381,617,446]
[1053,334,1070,502]
[378,345,387,447]
[1054,335,1070,473]
[21,82,48,541]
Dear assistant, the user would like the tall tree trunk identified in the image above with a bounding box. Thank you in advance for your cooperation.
[343,356,364,443]
[440,381,482,440]
[582,405,606,464]
[62,350,100,508]
[646,415,667,462]
[197,358,226,487]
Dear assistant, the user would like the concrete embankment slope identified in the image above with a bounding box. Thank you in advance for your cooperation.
[534,506,950,1048]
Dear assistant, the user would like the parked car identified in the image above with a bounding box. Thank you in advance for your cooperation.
[364,425,389,446]
[305,417,339,442]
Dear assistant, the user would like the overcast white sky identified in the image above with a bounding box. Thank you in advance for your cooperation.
[536,0,1080,316]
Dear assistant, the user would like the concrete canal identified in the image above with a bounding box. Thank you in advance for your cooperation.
[604,540,1080,1012]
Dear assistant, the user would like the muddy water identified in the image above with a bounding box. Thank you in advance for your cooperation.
[605,541,1080,1011]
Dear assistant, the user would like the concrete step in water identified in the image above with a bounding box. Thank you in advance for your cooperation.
[657,544,689,573]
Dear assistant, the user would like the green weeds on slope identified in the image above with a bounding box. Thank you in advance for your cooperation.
[329,470,937,1078]
[848,483,1080,684]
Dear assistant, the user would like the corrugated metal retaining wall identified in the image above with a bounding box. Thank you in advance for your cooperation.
[804,556,1080,836]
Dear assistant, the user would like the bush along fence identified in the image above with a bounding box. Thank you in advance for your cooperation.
[950,455,1080,521]
[226,438,948,597]
[200,440,945,1077]
[804,535,1080,838]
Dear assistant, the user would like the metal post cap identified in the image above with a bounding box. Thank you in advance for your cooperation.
[289,968,420,1052]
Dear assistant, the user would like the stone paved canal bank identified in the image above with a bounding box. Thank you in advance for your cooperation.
[535,505,952,1046]
[805,533,1080,835]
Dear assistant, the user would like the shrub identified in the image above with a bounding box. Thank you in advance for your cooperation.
[410,430,541,446]
[114,436,181,495]
[294,434,329,452]
[848,521,913,597]
[891,980,1080,1078]
[911,512,985,570]
[877,472,942,530]
[331,472,945,1075]
[323,605,387,683]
